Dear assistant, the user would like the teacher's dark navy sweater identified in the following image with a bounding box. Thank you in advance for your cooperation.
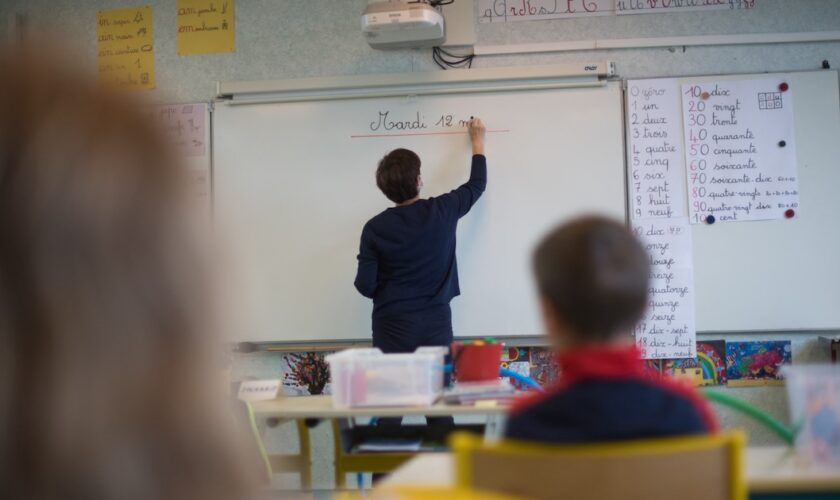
[354,154,487,319]
[505,345,718,444]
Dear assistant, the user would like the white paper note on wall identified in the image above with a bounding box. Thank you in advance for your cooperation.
[633,218,697,360]
[627,79,686,219]
[681,78,799,224]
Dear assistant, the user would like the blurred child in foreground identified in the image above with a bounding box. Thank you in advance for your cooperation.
[0,46,259,500]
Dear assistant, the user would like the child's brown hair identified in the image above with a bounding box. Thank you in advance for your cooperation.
[533,216,649,341]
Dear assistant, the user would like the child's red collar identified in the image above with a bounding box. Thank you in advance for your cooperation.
[510,343,648,414]
[555,343,646,385]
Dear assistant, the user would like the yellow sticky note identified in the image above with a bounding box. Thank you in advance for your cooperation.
[97,6,155,90]
[177,0,235,56]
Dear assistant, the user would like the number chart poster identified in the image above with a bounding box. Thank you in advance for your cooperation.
[633,217,697,360]
[177,0,235,56]
[627,78,686,220]
[97,6,155,90]
[682,78,799,224]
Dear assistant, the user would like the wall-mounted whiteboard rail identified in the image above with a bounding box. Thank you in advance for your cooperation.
[216,63,615,104]
[213,66,625,343]
[626,70,840,332]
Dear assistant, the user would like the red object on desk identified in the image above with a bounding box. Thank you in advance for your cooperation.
[451,341,503,382]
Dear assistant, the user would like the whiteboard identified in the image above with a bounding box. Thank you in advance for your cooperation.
[213,80,626,343]
[627,70,840,332]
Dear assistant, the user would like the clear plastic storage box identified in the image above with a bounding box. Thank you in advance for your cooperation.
[326,347,447,407]
[782,364,840,466]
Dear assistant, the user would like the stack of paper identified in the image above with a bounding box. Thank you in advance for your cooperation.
[442,379,516,405]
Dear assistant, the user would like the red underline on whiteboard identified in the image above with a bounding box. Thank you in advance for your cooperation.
[350,129,511,139]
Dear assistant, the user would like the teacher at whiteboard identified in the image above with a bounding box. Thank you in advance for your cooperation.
[354,118,487,358]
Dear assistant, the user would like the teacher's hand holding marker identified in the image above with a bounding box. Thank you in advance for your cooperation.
[353,115,488,442]
[469,117,486,155]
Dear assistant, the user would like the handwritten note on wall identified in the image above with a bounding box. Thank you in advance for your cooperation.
[97,6,155,90]
[143,103,209,211]
[628,79,686,219]
[633,218,697,360]
[187,167,211,210]
[681,78,799,224]
[147,103,207,156]
[478,0,612,23]
[617,0,755,15]
[177,0,235,55]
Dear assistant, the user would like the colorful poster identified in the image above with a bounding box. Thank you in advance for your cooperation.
[530,347,561,386]
[97,6,155,90]
[682,78,799,224]
[177,0,235,55]
[478,0,613,23]
[617,0,755,15]
[663,340,727,386]
[726,340,791,386]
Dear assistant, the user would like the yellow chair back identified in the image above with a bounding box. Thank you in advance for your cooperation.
[451,431,746,500]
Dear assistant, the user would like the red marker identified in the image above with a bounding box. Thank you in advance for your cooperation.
[700,91,710,100]
[779,82,789,92]
[785,209,795,219]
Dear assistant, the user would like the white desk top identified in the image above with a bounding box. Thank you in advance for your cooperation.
[381,447,840,493]
[745,446,840,492]
[251,395,508,419]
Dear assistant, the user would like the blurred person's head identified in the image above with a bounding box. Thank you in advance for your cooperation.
[533,216,650,350]
[0,46,258,500]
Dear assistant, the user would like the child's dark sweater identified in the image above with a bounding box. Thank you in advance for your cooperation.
[505,345,718,443]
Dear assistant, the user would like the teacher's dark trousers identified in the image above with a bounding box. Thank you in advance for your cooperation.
[372,304,455,429]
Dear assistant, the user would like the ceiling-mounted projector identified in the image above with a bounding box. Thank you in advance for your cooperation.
[362,0,445,50]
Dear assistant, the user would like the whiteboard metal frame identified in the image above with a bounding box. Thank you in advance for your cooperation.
[215,62,615,104]
[213,73,626,344]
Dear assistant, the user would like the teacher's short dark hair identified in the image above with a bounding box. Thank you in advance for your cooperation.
[533,216,650,341]
[376,149,421,204]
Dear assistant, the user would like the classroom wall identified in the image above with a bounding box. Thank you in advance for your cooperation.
[3,0,839,489]
[2,0,839,103]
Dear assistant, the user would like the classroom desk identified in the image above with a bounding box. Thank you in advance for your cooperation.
[250,395,509,420]
[380,447,840,496]
[250,395,510,456]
